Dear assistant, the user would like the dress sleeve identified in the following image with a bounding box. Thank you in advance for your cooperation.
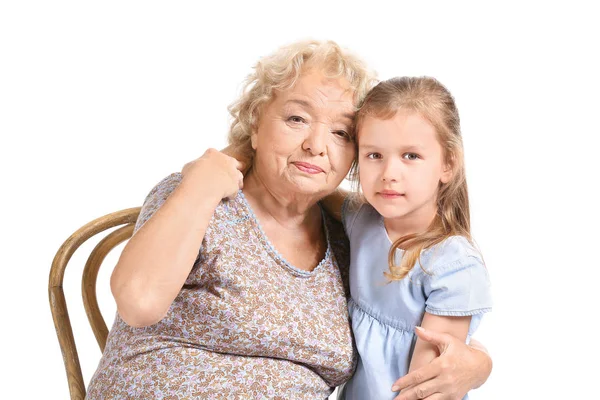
[425,255,492,316]
[133,172,183,234]
[424,255,492,337]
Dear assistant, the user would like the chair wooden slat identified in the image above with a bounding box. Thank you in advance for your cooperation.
[48,207,141,400]
[82,223,136,352]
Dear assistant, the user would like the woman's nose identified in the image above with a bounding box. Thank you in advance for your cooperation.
[302,123,327,156]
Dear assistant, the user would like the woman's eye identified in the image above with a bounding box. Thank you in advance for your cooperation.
[403,153,420,161]
[366,153,382,160]
[333,130,350,140]
[288,116,306,124]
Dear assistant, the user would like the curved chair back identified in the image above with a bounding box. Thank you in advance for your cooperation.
[48,207,140,400]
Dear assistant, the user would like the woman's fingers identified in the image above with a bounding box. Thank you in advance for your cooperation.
[237,170,244,188]
[391,327,452,392]
[422,394,445,400]
[414,326,453,354]
[181,148,244,199]
[235,159,246,172]
[391,327,465,399]
[393,380,440,400]
[426,395,445,400]
[227,156,246,199]
[393,326,486,400]
[392,362,441,392]
[393,386,445,400]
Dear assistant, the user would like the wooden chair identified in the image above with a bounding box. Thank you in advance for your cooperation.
[48,207,141,400]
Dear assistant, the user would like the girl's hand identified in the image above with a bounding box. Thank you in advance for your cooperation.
[392,327,492,400]
[181,148,245,200]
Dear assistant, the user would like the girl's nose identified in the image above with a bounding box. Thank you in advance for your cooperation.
[382,160,399,182]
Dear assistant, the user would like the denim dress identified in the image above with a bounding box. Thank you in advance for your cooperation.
[340,201,492,400]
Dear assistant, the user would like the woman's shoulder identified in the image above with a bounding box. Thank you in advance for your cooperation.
[323,208,350,256]
[135,172,246,233]
[144,172,183,199]
[322,209,351,295]
[211,190,255,225]
[134,172,183,232]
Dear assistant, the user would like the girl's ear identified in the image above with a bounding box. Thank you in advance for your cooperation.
[440,161,453,184]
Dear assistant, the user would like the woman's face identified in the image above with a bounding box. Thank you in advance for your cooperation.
[251,69,356,200]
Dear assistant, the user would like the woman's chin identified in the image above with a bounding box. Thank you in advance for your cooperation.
[279,175,330,194]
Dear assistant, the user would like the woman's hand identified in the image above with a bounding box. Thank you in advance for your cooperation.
[221,144,252,175]
[181,148,245,199]
[392,327,492,400]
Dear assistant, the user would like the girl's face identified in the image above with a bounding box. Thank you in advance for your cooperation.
[357,110,452,226]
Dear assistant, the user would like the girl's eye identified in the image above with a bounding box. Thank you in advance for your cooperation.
[403,153,420,161]
[366,153,382,160]
[288,116,306,124]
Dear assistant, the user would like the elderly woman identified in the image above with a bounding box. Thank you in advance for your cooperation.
[86,40,491,399]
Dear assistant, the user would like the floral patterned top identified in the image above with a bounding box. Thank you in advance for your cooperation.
[86,173,356,399]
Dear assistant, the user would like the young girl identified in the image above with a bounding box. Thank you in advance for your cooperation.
[324,77,492,399]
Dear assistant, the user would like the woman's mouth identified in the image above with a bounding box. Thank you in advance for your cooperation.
[293,162,325,174]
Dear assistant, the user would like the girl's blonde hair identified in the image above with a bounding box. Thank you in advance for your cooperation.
[227,39,377,164]
[354,76,471,281]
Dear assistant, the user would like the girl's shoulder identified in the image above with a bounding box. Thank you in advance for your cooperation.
[341,195,380,236]
[432,235,481,261]
[341,193,366,217]
[417,235,484,276]
[421,235,492,320]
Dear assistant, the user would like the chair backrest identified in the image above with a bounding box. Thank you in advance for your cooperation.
[48,207,141,400]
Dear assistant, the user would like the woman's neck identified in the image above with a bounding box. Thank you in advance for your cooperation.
[242,169,321,229]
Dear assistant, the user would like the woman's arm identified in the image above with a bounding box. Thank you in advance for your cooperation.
[408,313,471,373]
[110,149,244,328]
[466,339,490,389]
[392,327,492,400]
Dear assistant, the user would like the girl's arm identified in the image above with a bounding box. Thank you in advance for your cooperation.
[320,188,350,221]
[408,313,471,373]
[392,327,492,400]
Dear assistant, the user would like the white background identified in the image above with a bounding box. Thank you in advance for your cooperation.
[1,1,598,399]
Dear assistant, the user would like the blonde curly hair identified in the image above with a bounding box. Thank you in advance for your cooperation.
[227,39,377,165]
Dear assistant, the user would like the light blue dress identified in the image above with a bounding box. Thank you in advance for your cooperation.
[340,200,492,400]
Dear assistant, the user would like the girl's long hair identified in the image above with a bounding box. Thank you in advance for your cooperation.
[354,76,471,281]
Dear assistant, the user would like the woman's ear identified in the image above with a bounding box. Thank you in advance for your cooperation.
[250,131,258,150]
